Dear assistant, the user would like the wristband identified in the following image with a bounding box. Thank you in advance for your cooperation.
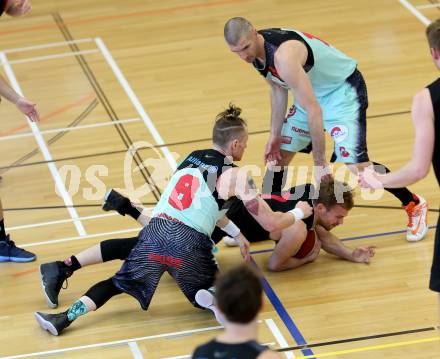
[220,220,241,238]
[289,208,304,221]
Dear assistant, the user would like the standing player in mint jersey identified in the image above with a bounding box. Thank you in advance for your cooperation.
[223,17,428,242]
[34,104,312,336]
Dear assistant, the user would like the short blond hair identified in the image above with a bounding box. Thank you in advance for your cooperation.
[426,18,440,51]
[224,17,253,45]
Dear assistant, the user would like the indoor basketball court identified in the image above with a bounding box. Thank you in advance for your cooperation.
[0,0,439,358]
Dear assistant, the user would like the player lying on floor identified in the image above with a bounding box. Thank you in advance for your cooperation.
[40,179,374,309]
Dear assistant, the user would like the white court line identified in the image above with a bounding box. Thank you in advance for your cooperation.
[0,118,141,142]
[416,3,440,10]
[0,324,223,359]
[20,227,141,248]
[265,319,295,359]
[3,38,94,54]
[399,0,431,26]
[128,342,144,359]
[6,212,117,231]
[3,49,99,65]
[95,37,177,171]
[0,52,86,236]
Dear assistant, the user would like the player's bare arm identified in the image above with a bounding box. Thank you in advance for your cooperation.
[216,167,312,232]
[316,225,375,263]
[275,41,326,167]
[264,79,288,163]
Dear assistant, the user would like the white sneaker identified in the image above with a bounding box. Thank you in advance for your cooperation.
[222,236,239,247]
[195,289,225,325]
[404,194,428,242]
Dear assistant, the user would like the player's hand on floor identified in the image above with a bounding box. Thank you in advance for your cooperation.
[352,246,376,264]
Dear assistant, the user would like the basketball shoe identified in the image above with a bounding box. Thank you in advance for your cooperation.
[404,194,428,242]
[34,311,71,336]
[40,261,72,308]
[195,288,225,325]
[0,235,36,262]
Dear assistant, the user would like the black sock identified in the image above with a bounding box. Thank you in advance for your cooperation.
[117,198,141,221]
[372,162,418,206]
[126,204,141,221]
[62,255,82,274]
[262,168,286,194]
[0,219,6,241]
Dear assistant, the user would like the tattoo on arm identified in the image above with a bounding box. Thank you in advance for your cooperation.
[244,198,259,216]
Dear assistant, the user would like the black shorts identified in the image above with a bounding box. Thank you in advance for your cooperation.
[112,218,219,309]
[429,214,440,292]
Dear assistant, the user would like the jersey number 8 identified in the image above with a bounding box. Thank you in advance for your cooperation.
[168,174,200,210]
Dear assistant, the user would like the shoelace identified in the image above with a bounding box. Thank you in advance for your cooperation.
[62,278,69,290]
[404,202,421,227]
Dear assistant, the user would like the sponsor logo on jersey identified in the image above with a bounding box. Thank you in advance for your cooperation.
[148,253,183,268]
[281,136,292,144]
[291,125,310,137]
[339,146,350,158]
[330,125,348,143]
[287,105,297,118]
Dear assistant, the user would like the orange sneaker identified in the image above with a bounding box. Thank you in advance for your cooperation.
[403,195,428,242]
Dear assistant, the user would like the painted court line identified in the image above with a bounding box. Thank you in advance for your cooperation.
[4,49,99,65]
[0,52,86,236]
[265,319,295,358]
[128,341,144,359]
[399,0,431,26]
[95,37,177,171]
[251,258,315,358]
[283,336,440,358]
[416,3,440,10]
[0,324,223,359]
[0,93,95,138]
[0,118,141,142]
[20,227,141,248]
[6,212,118,232]
[277,326,436,352]
[2,38,94,54]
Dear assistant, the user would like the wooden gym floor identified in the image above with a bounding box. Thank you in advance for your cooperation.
[0,0,439,358]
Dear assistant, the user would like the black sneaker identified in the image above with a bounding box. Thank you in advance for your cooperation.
[40,261,71,308]
[102,189,131,215]
[0,235,36,262]
[34,311,71,336]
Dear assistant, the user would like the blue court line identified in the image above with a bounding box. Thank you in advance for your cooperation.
[250,225,437,255]
[251,257,315,358]
[248,224,437,356]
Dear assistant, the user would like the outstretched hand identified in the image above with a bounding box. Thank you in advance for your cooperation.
[352,246,376,264]
[264,135,282,164]
[358,167,384,190]
[16,97,39,122]
[5,0,32,17]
